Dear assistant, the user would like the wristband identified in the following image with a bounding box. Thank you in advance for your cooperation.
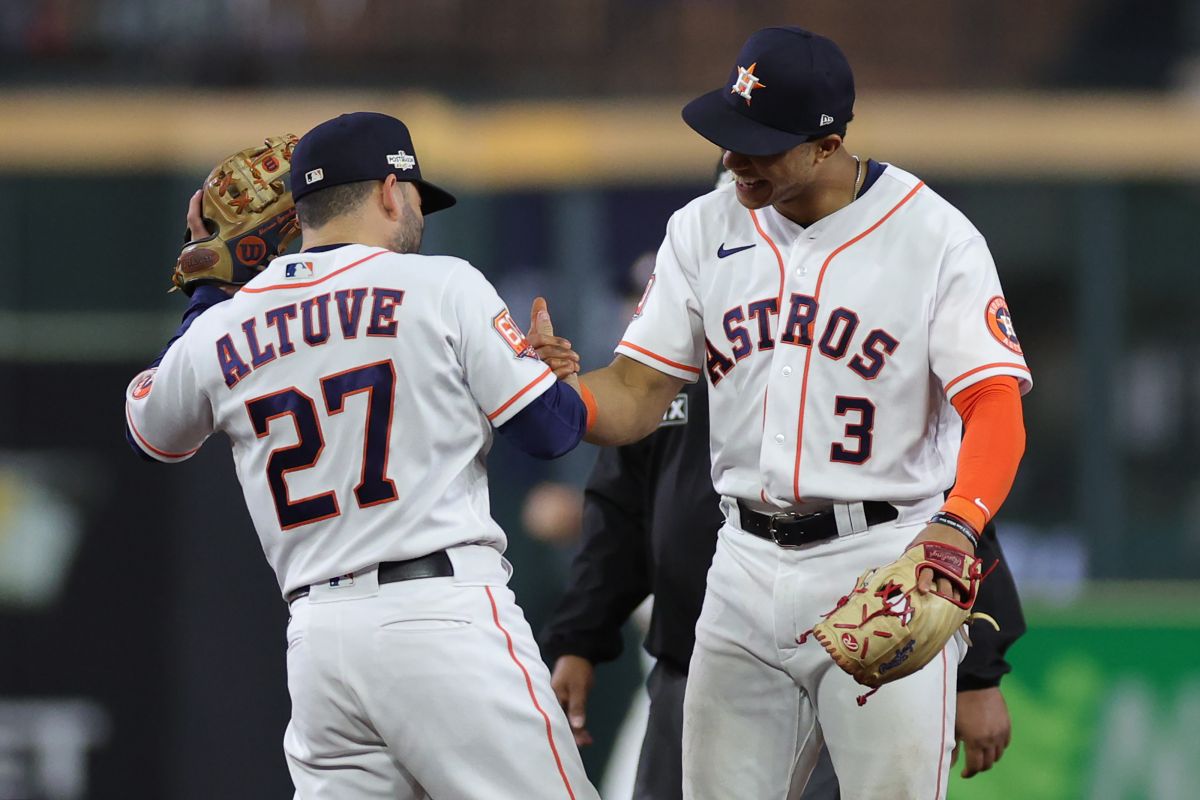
[929,511,979,549]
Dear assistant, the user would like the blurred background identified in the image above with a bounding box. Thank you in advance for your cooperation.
[1,1,1199,798]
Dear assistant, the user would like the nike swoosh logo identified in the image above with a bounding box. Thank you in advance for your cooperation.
[717,243,756,259]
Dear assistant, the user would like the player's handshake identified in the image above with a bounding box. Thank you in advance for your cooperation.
[527,296,580,379]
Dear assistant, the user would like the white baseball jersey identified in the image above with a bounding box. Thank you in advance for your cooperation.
[125,244,555,596]
[618,165,1032,509]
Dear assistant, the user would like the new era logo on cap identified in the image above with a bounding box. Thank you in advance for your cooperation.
[386,151,416,171]
[820,114,835,126]
[305,168,324,185]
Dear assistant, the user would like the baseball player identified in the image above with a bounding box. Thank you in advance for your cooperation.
[541,379,1026,800]
[535,26,1031,799]
[125,112,599,799]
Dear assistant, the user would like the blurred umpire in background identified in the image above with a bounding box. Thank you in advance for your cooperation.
[541,237,1027,798]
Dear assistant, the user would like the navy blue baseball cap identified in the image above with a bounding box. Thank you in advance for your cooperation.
[291,112,456,214]
[682,27,855,157]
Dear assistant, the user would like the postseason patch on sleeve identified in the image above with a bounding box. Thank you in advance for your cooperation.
[985,296,1022,355]
[128,368,156,400]
[491,308,538,359]
[633,274,656,320]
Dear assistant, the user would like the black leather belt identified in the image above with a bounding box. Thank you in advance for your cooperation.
[286,551,454,604]
[737,500,898,548]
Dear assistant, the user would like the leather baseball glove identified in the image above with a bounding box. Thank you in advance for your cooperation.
[171,134,300,295]
[800,542,997,703]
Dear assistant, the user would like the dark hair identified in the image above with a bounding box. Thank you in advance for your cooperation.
[295,180,377,229]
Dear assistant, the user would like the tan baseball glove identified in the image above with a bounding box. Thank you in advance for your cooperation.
[171,134,300,295]
[800,542,998,703]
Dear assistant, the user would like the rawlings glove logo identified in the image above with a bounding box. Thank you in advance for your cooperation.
[879,640,916,674]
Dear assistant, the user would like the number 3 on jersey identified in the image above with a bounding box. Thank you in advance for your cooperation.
[830,395,875,465]
[245,360,398,530]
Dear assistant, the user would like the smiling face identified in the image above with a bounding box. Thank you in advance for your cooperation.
[722,142,822,210]
[721,134,851,226]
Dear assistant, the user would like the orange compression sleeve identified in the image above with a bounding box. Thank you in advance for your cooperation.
[578,380,598,433]
[940,376,1025,533]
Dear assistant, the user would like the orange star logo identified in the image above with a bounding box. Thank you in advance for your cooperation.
[731,63,765,105]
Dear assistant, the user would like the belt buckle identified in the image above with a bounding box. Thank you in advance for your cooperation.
[767,510,822,547]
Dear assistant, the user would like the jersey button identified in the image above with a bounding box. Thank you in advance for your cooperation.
[774,433,785,444]
[782,366,793,377]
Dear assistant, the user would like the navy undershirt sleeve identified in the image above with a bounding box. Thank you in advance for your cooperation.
[497,380,587,459]
[126,285,232,460]
[149,285,232,367]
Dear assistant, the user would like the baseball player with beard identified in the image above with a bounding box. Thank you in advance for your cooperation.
[125,112,600,799]
[535,26,1031,799]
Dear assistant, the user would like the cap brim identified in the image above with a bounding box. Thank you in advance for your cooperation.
[415,180,456,215]
[682,89,814,157]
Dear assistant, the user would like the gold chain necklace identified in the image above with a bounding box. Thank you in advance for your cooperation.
[852,155,864,200]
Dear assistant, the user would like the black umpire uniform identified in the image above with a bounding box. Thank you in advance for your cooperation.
[541,380,1026,800]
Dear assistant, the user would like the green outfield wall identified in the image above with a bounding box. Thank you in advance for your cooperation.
[951,586,1200,800]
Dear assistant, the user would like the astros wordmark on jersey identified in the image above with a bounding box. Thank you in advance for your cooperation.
[125,245,555,597]
[617,165,1032,510]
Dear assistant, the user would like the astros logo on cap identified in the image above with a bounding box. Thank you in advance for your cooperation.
[731,63,765,105]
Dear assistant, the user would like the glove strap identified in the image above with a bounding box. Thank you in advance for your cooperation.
[928,511,980,549]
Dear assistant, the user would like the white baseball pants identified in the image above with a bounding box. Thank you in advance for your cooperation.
[283,548,598,800]
[682,498,961,800]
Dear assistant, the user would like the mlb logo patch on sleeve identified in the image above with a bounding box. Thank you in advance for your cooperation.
[284,262,315,280]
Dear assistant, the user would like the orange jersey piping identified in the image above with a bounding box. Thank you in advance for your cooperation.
[792,181,926,503]
[125,403,201,460]
[750,209,787,502]
[485,587,578,799]
[486,366,554,422]
[934,649,949,799]
[617,340,701,375]
[943,361,1030,396]
[240,249,389,293]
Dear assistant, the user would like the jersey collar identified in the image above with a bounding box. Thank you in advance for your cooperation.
[301,242,357,253]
